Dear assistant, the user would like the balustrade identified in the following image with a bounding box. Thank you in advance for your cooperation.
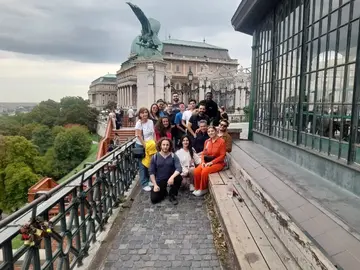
[0,138,138,270]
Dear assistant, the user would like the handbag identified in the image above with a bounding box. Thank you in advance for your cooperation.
[204,155,215,163]
[132,147,145,158]
[132,122,145,158]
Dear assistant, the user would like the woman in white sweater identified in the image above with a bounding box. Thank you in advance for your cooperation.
[175,135,201,191]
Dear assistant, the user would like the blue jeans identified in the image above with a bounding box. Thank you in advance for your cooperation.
[135,143,149,187]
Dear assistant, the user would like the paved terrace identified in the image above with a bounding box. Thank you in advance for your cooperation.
[94,190,221,270]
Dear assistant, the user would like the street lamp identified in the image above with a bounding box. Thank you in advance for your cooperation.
[187,68,193,99]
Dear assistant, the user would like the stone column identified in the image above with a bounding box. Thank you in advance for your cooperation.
[199,78,205,101]
[235,83,241,110]
[165,77,172,102]
[129,85,133,107]
[121,87,125,106]
[241,86,247,109]
[125,85,128,107]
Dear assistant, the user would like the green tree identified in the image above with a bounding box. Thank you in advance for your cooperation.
[3,136,39,168]
[104,101,117,111]
[19,123,42,140]
[0,136,40,211]
[26,99,61,127]
[0,116,21,136]
[58,97,99,133]
[31,125,54,154]
[51,125,66,138]
[3,162,38,211]
[52,126,92,177]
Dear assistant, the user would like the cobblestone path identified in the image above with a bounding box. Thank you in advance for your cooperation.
[102,190,222,270]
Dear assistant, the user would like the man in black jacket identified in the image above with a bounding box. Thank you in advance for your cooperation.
[200,92,219,125]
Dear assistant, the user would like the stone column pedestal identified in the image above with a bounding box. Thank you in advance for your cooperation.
[135,58,166,109]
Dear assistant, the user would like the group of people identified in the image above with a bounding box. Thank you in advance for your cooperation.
[135,92,232,205]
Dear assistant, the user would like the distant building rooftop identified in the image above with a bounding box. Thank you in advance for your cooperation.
[91,73,117,84]
[162,39,233,61]
[162,39,227,50]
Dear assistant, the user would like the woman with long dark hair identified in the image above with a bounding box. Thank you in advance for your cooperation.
[135,107,155,192]
[193,126,226,196]
[175,135,201,191]
[149,103,160,125]
[154,116,172,141]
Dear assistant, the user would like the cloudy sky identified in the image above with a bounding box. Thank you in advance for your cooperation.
[0,0,252,103]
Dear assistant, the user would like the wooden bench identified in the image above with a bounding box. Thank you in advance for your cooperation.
[209,160,337,270]
[209,170,300,270]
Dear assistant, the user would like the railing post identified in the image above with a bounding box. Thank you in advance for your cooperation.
[2,240,15,270]
[249,33,258,141]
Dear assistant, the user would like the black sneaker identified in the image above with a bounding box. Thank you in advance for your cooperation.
[169,195,178,205]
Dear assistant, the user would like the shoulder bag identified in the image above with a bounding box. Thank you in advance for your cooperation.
[132,122,145,158]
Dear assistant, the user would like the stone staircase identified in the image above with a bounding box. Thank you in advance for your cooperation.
[111,128,136,144]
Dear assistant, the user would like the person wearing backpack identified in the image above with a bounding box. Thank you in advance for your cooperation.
[149,137,182,205]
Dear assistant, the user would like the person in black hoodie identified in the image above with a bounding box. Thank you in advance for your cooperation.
[200,92,219,125]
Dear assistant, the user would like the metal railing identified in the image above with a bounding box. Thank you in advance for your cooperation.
[0,138,138,270]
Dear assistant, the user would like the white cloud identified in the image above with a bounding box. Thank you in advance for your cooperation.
[0,50,118,102]
[0,0,252,102]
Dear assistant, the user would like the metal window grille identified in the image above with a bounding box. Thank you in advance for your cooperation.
[252,0,360,165]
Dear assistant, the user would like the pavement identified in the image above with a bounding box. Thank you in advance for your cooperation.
[101,190,222,270]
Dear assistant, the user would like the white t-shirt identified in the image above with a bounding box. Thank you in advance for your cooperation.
[135,119,154,145]
[175,148,201,175]
[182,110,193,125]
[128,109,134,118]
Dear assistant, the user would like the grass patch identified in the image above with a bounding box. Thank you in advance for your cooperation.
[90,133,101,142]
[57,142,99,183]
[12,235,23,249]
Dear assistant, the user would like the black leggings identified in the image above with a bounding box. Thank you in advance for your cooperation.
[150,175,182,204]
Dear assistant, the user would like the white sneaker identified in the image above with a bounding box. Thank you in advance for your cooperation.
[194,189,208,197]
[192,190,199,196]
[148,182,154,187]
[143,186,151,192]
[189,184,195,192]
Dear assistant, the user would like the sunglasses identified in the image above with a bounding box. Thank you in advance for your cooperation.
[219,123,228,127]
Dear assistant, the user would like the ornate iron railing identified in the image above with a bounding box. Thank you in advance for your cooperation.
[0,138,138,270]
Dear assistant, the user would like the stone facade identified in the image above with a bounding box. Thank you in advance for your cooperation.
[116,39,239,109]
[89,39,249,111]
[88,74,117,110]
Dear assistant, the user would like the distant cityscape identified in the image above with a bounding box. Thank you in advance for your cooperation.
[0,102,37,115]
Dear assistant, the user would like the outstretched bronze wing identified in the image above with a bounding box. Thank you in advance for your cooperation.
[126,2,152,36]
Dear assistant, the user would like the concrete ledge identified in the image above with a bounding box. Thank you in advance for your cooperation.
[220,156,337,270]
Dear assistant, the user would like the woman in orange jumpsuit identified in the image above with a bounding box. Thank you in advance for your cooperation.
[193,126,226,196]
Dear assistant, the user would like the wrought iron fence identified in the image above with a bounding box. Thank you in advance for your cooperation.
[0,138,138,270]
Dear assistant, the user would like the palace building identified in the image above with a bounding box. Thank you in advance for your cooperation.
[88,38,239,110]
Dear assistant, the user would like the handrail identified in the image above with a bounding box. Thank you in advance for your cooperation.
[0,138,135,230]
[0,137,137,269]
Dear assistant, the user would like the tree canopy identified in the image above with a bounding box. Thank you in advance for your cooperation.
[0,136,40,211]
[0,96,98,212]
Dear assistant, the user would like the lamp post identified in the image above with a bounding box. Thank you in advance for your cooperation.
[187,68,193,100]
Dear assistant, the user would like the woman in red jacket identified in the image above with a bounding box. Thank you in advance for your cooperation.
[193,126,226,196]
[154,116,172,141]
